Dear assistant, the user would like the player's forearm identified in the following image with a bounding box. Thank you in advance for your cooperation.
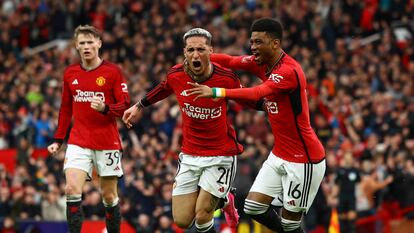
[210,53,235,68]
[54,106,72,142]
[103,96,131,117]
[140,81,173,107]
[214,84,273,101]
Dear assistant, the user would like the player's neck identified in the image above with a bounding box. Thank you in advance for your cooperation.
[265,49,284,76]
[82,57,103,71]
[184,61,213,83]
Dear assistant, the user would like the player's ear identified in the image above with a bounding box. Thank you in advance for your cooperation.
[272,39,280,50]
[97,39,102,49]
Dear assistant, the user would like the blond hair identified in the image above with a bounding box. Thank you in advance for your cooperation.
[73,25,101,40]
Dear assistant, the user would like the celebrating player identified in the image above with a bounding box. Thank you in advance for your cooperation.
[186,18,326,233]
[123,28,265,233]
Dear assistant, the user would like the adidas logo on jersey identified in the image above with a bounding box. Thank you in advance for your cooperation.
[114,165,120,171]
[287,200,296,206]
[180,90,188,96]
[72,79,79,85]
[218,186,225,193]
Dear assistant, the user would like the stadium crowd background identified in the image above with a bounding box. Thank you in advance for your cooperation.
[0,0,413,232]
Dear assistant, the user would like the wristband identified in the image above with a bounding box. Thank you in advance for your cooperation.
[135,100,145,109]
[212,88,226,98]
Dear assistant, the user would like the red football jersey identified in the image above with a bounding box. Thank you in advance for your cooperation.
[141,63,244,156]
[211,53,325,163]
[54,61,130,150]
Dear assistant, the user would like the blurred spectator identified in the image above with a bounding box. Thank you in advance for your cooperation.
[0,216,16,233]
[41,185,65,221]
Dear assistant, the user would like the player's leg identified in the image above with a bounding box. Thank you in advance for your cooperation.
[194,189,220,233]
[171,153,202,229]
[64,145,93,233]
[244,154,284,232]
[280,160,326,233]
[172,192,199,228]
[197,155,237,232]
[95,149,124,233]
[100,176,121,233]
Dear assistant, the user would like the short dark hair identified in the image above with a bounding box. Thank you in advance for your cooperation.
[183,28,212,46]
[251,18,283,40]
[74,25,101,40]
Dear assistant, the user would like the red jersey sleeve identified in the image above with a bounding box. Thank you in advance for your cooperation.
[225,67,297,101]
[103,67,131,117]
[54,69,73,142]
[211,53,262,76]
[226,75,265,110]
[140,68,175,106]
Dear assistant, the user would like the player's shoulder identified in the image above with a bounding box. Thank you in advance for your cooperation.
[212,62,238,81]
[272,55,299,77]
[101,60,123,72]
[167,64,184,76]
[63,63,80,78]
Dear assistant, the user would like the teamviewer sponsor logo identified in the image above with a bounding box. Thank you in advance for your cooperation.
[73,90,105,102]
[182,103,222,120]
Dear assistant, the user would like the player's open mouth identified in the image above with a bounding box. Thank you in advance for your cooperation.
[253,52,260,62]
[84,51,91,56]
[193,61,202,71]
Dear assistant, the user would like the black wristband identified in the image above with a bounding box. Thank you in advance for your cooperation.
[54,138,63,145]
[101,104,109,114]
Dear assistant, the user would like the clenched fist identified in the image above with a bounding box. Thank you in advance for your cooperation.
[91,96,106,112]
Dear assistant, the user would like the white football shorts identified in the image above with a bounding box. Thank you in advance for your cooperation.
[250,152,325,213]
[172,153,237,199]
[64,144,123,180]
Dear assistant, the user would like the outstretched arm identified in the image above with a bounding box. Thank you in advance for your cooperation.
[211,53,263,77]
[186,82,273,101]
[122,79,173,128]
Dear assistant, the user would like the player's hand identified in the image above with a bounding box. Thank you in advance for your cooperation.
[186,82,213,101]
[91,96,106,112]
[122,104,141,128]
[47,142,61,155]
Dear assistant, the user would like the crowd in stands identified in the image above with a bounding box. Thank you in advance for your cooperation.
[0,0,413,232]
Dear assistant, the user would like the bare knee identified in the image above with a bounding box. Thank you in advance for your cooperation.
[173,216,193,229]
[65,183,81,195]
[102,190,117,205]
[195,208,213,224]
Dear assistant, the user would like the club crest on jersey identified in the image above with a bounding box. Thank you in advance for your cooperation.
[96,76,106,86]
[269,73,284,83]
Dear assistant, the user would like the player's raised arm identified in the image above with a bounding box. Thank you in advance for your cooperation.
[211,53,263,77]
[123,74,174,128]
[186,81,273,101]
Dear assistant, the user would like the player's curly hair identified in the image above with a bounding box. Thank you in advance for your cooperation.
[251,18,283,40]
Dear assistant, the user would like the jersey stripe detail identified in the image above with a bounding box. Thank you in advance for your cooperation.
[146,80,168,100]
[300,163,313,207]
[291,69,311,163]
[225,156,236,194]
[167,67,184,76]
[214,67,238,81]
